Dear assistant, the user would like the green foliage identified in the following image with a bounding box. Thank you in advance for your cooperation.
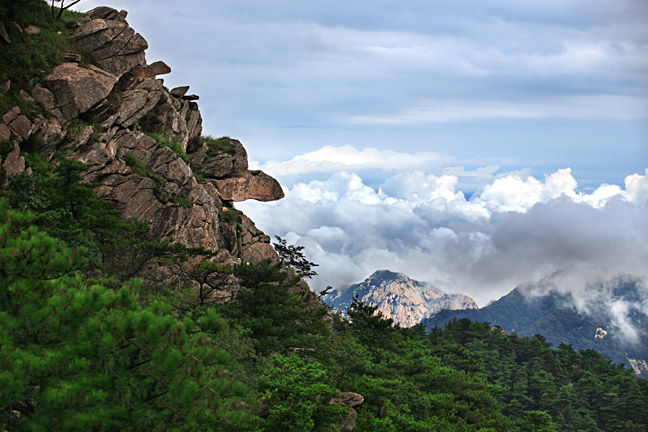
[0,141,14,159]
[219,207,242,224]
[174,260,234,307]
[221,261,330,357]
[203,135,236,157]
[0,199,258,431]
[332,305,520,432]
[124,152,168,194]
[272,236,319,279]
[5,154,141,267]
[219,207,243,233]
[258,354,346,431]
[2,155,197,282]
[2,150,646,430]
[172,194,194,208]
[430,319,648,432]
[143,131,189,163]
[0,0,87,116]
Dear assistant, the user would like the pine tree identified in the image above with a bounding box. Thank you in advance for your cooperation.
[0,199,257,431]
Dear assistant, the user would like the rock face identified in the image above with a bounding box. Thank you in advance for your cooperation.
[323,270,478,327]
[627,358,648,376]
[132,61,171,78]
[330,392,365,430]
[216,171,284,202]
[71,10,148,78]
[1,6,285,284]
[34,62,117,123]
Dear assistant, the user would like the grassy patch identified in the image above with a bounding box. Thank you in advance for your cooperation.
[172,194,193,208]
[203,135,236,157]
[0,1,89,116]
[193,171,205,183]
[144,131,189,163]
[218,207,243,232]
[218,208,241,224]
[124,152,167,195]
[0,140,15,158]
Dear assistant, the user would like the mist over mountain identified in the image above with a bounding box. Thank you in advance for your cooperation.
[323,270,477,327]
[3,2,648,429]
[423,273,648,377]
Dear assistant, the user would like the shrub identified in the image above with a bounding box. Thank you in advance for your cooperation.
[202,135,236,157]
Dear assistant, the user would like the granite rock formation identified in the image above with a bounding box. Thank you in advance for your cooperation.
[323,270,478,327]
[0,6,286,297]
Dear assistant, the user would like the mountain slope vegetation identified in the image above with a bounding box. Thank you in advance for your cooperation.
[423,281,648,378]
[1,2,647,431]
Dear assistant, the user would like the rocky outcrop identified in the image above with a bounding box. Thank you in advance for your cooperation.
[330,392,364,430]
[132,61,171,78]
[33,62,117,124]
[193,137,248,178]
[1,6,284,285]
[71,9,147,78]
[627,357,648,377]
[323,270,478,327]
[0,107,29,186]
[216,170,284,202]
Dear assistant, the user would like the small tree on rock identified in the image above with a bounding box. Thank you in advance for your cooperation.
[272,236,318,279]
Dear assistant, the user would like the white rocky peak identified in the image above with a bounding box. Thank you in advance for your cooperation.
[326,270,478,327]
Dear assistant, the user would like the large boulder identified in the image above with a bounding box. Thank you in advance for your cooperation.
[34,63,117,124]
[193,137,247,178]
[215,170,284,202]
[132,61,171,78]
[330,392,365,430]
[0,124,10,143]
[71,17,147,78]
[1,141,25,178]
[7,114,31,142]
[86,6,128,21]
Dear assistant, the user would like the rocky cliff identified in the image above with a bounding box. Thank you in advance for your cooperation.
[323,270,478,327]
[0,6,286,295]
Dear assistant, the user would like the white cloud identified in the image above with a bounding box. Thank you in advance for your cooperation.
[476,168,578,212]
[239,151,648,306]
[250,145,450,176]
[624,169,648,207]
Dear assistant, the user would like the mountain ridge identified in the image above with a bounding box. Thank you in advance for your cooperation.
[423,275,648,377]
[323,269,477,327]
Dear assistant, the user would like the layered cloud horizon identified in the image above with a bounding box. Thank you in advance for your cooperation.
[239,145,648,307]
[75,0,648,315]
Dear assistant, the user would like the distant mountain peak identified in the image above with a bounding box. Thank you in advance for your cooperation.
[323,270,477,327]
[422,275,648,378]
[368,269,405,279]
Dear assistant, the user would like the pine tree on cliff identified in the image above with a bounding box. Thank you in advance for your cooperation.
[0,199,258,430]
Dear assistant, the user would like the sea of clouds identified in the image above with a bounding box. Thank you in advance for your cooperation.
[238,145,648,308]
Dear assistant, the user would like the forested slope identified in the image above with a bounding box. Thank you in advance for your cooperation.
[1,2,647,431]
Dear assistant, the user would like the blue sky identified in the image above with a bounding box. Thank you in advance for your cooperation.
[80,0,648,304]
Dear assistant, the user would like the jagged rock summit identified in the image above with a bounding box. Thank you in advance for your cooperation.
[0,6,285,286]
[323,270,478,327]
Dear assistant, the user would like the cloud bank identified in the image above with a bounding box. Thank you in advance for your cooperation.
[239,148,648,306]
[79,0,648,183]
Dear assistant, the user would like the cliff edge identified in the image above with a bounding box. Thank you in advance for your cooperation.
[0,6,285,281]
